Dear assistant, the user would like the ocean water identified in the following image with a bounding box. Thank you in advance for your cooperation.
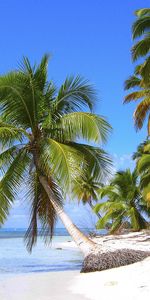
[0,228,87,274]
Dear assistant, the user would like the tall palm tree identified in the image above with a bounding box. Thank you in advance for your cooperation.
[132,8,150,81]
[94,169,149,233]
[134,141,150,204]
[124,65,150,136]
[0,55,112,256]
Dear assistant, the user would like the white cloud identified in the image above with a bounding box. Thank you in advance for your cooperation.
[112,153,135,172]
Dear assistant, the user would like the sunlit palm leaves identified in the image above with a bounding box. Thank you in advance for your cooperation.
[94,169,149,233]
[134,141,150,204]
[124,67,150,135]
[132,8,150,82]
[0,55,112,250]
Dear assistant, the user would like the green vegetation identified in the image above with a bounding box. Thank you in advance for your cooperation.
[94,169,150,233]
[93,8,150,233]
[72,171,103,219]
[132,8,150,82]
[0,7,150,243]
[124,8,150,136]
[0,55,112,254]
[124,65,150,136]
[134,141,150,204]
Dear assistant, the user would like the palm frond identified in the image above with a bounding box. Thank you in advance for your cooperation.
[134,97,150,130]
[66,141,112,182]
[124,90,148,103]
[52,76,96,119]
[132,15,150,40]
[135,9,150,18]
[0,121,29,146]
[39,138,83,192]
[0,145,23,173]
[109,216,124,234]
[25,172,63,252]
[96,210,114,229]
[124,76,141,90]
[33,54,50,91]
[140,56,150,82]
[140,172,150,189]
[132,34,150,61]
[61,112,112,144]
[137,154,150,173]
[0,72,35,129]
[0,148,31,225]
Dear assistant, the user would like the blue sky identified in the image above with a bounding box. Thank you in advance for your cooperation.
[1,0,149,228]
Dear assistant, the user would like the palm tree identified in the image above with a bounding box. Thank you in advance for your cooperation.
[132,8,150,81]
[0,55,112,256]
[72,171,103,219]
[134,141,150,204]
[94,169,149,233]
[124,65,150,136]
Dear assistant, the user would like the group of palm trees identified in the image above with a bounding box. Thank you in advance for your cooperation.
[92,8,150,233]
[0,8,149,257]
[124,8,150,205]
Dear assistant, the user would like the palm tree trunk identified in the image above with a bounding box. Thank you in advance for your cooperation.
[39,175,97,256]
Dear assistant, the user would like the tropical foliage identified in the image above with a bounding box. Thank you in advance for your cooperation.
[72,171,105,219]
[133,140,150,204]
[94,169,150,233]
[132,8,150,82]
[124,8,150,136]
[124,66,150,135]
[0,55,112,252]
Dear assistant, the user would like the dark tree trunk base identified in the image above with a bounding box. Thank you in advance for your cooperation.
[81,249,150,273]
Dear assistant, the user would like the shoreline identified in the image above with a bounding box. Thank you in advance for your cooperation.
[0,258,150,300]
[0,231,150,300]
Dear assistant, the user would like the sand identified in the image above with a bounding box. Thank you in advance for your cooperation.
[0,231,150,300]
[0,271,87,300]
[0,257,150,300]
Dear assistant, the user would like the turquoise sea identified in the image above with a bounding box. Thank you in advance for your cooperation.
[0,228,91,274]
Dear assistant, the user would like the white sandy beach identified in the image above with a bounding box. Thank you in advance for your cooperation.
[0,231,150,300]
[0,257,150,300]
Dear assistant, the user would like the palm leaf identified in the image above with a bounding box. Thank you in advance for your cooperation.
[0,73,34,129]
[132,34,150,61]
[39,138,83,191]
[0,148,31,225]
[137,154,150,173]
[96,210,114,229]
[124,90,148,103]
[132,15,150,40]
[51,76,96,118]
[25,171,63,252]
[61,112,111,144]
[134,97,150,130]
[140,56,150,82]
[124,76,141,90]
[0,121,27,146]
[135,9,150,18]
[66,141,112,181]
[0,145,22,173]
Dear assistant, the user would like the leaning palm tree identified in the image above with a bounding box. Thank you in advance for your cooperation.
[94,169,149,233]
[124,65,150,136]
[0,55,112,256]
[132,8,150,81]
